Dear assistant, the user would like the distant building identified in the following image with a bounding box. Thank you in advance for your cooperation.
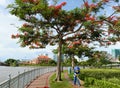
[0,62,7,66]
[0,62,3,65]
[29,55,51,64]
[53,54,57,62]
[112,49,120,58]
[53,54,65,62]
[111,49,120,62]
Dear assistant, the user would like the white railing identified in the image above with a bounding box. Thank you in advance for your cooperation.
[0,66,56,88]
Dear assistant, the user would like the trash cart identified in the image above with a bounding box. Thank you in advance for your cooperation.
[68,67,72,74]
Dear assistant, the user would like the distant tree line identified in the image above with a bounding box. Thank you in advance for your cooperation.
[4,58,57,66]
[3,52,116,67]
[4,58,19,66]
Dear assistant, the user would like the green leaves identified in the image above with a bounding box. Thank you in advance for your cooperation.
[19,25,33,33]
[8,0,120,54]
[92,0,98,3]
[98,15,106,20]
[84,21,92,27]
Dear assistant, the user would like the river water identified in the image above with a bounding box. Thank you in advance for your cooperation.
[0,66,34,84]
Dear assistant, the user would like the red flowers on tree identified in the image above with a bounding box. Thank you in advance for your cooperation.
[23,23,29,27]
[49,2,67,17]
[11,33,20,39]
[22,0,39,4]
[107,41,111,45]
[55,5,62,10]
[85,15,95,21]
[8,0,120,82]
[112,6,120,12]
[11,34,16,39]
[108,16,116,21]
[35,42,41,46]
[84,1,97,9]
[108,29,115,35]
[102,0,109,2]
[68,45,73,49]
[61,2,67,6]
[84,1,89,7]
[49,2,67,10]
[24,32,28,36]
[90,4,97,9]
[73,41,81,45]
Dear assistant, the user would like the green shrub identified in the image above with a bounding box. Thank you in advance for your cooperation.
[80,69,120,80]
[94,79,120,88]
[80,68,120,88]
[84,77,95,86]
[85,77,120,88]
[107,77,120,85]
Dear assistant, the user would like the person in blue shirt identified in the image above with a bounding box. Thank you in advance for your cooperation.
[73,66,81,86]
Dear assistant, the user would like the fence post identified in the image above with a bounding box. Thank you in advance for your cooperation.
[8,74,11,88]
[17,72,20,88]
[22,69,25,88]
[27,70,30,84]
[31,70,32,81]
[39,67,41,76]
[47,67,48,72]
[33,69,35,80]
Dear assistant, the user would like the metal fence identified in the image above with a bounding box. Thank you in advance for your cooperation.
[0,66,56,88]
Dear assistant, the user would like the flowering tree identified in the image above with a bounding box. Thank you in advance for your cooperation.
[53,42,94,69]
[66,43,94,69]
[8,0,120,81]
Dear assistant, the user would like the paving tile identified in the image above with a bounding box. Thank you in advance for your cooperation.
[26,72,53,88]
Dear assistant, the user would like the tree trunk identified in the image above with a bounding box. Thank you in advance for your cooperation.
[71,55,75,70]
[56,39,62,81]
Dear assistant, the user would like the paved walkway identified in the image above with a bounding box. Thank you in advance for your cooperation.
[64,72,84,88]
[25,72,53,88]
[25,71,84,88]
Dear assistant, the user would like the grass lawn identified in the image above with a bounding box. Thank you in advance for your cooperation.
[49,71,73,88]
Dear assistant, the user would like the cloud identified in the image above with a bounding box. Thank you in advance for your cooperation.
[0,13,22,48]
[109,42,120,49]
[0,0,11,7]
[0,47,35,61]
[48,0,53,5]
[0,7,30,61]
[0,0,15,7]
[0,0,7,6]
[0,46,55,61]
[0,5,56,62]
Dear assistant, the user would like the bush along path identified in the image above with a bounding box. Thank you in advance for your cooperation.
[64,72,84,88]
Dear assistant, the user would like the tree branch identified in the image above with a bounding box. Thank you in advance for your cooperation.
[63,23,84,37]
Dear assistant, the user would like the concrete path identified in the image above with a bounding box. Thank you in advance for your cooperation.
[25,72,53,88]
[25,71,84,88]
[64,72,84,88]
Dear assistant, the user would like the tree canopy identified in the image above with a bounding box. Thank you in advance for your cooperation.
[4,58,19,66]
[8,0,120,81]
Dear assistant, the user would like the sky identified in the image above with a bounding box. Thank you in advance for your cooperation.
[0,0,120,62]
[0,0,57,61]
